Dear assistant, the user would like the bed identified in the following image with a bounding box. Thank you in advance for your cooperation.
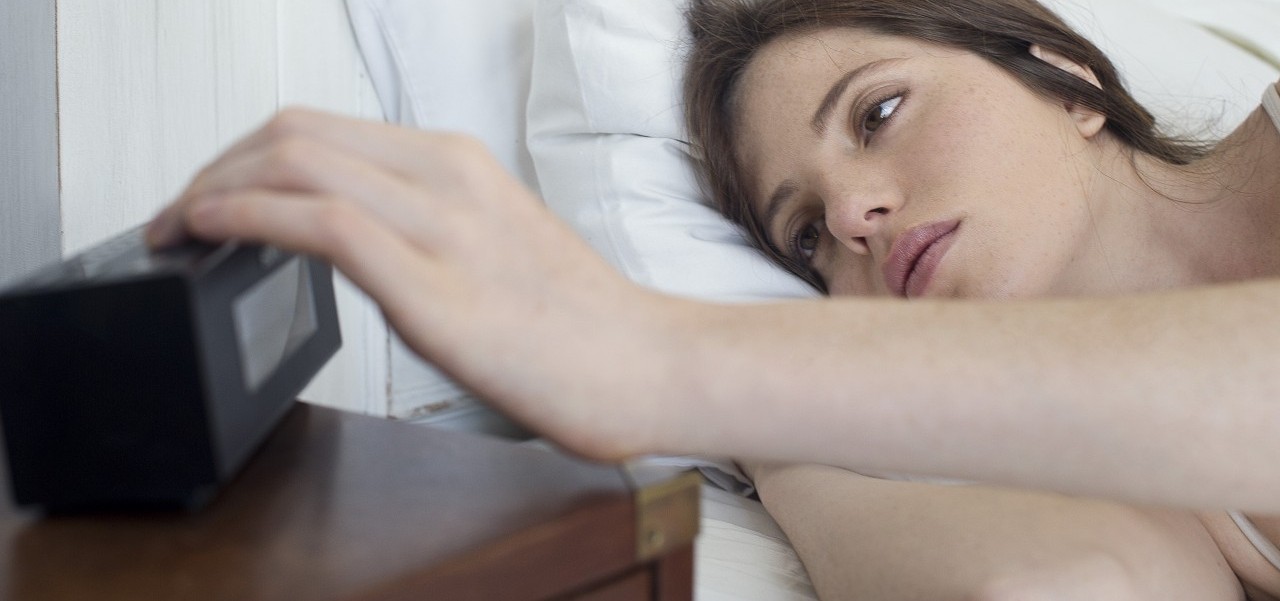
[341,0,1280,598]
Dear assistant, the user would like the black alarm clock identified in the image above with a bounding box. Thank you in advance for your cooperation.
[0,225,341,512]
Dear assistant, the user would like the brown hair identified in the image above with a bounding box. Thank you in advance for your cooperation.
[682,0,1213,291]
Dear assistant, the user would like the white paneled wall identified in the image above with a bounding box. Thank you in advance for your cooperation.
[58,0,273,255]
[50,0,395,415]
[276,0,394,416]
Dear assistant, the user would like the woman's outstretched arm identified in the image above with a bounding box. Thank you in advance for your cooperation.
[149,108,1280,512]
[672,285,1280,511]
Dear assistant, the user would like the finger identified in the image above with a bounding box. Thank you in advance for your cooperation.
[152,136,445,249]
[244,108,506,198]
[173,108,340,198]
[147,109,388,248]
[184,189,339,257]
[146,203,188,248]
[151,108,513,249]
[148,115,309,247]
[183,188,443,326]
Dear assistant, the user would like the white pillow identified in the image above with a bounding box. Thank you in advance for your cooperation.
[527,0,817,302]
[348,0,541,189]
[526,0,1280,303]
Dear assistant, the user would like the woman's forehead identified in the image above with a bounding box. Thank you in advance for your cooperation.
[732,31,907,171]
[732,29,976,202]
[735,29,959,140]
[745,28,963,79]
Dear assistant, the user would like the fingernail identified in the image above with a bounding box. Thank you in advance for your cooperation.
[189,197,222,221]
[145,210,174,248]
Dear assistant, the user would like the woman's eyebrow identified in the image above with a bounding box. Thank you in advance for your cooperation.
[811,58,902,135]
[763,179,800,242]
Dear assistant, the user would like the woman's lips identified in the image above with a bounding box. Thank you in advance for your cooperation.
[883,219,961,298]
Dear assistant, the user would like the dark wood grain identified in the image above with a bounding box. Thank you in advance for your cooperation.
[654,545,695,600]
[566,569,651,601]
[0,402,686,601]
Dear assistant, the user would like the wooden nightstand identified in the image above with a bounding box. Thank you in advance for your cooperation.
[0,403,699,600]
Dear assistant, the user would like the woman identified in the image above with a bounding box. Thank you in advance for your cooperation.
[680,1,1280,598]
[146,0,1280,597]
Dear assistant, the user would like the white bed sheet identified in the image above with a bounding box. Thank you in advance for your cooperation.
[697,484,819,601]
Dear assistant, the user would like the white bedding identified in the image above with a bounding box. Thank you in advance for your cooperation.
[698,484,819,601]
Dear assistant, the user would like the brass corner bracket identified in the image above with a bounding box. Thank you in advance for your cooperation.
[634,470,701,561]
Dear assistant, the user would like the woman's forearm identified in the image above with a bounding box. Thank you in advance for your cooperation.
[662,280,1280,511]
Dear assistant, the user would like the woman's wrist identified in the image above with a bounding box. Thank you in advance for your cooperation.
[636,296,770,459]
[611,291,713,458]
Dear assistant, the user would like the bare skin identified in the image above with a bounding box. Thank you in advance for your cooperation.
[748,464,1244,600]
[145,36,1280,599]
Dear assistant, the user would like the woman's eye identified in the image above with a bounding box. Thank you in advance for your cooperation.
[793,221,822,261]
[863,95,902,135]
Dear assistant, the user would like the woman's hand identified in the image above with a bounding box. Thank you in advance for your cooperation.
[148,108,687,460]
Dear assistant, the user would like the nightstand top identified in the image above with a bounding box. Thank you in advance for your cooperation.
[0,403,683,601]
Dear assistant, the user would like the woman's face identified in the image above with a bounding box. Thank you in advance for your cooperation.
[735,28,1106,299]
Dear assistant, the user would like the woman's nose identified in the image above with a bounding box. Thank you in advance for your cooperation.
[819,174,902,255]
